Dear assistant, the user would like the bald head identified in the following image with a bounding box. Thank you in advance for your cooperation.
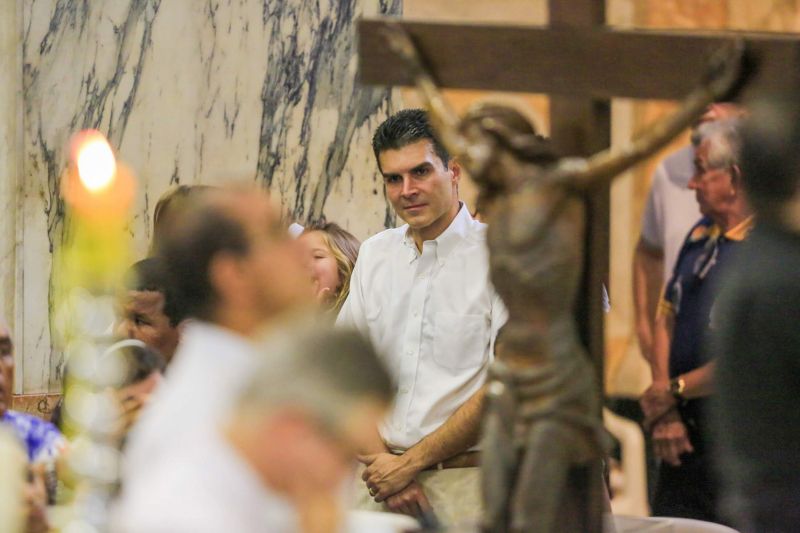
[156,185,311,333]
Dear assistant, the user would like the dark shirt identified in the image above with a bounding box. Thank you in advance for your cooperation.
[660,216,754,378]
[714,222,800,484]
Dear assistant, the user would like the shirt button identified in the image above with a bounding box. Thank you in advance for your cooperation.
[412,311,419,318]
[399,387,409,394]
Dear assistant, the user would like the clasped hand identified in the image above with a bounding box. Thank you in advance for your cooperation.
[640,382,677,429]
[358,452,418,502]
[651,409,694,466]
[359,453,432,516]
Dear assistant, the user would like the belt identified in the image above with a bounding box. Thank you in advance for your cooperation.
[423,451,481,471]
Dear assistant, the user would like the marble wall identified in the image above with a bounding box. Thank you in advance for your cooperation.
[6,0,401,396]
[7,0,800,400]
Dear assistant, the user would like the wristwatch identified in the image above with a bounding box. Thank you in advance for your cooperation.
[669,376,686,400]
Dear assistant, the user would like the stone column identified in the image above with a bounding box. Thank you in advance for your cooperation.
[0,0,23,394]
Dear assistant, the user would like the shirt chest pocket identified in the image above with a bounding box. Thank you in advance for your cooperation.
[432,312,490,371]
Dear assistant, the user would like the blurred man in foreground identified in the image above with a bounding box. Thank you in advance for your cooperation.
[113,327,393,533]
[119,185,313,495]
[713,93,800,532]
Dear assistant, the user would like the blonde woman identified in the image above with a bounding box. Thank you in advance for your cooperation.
[299,221,360,315]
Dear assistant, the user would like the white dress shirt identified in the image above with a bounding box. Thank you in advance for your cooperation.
[121,321,258,488]
[114,426,420,533]
[113,427,296,533]
[337,204,507,450]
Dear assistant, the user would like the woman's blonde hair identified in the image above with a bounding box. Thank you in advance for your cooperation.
[304,221,360,314]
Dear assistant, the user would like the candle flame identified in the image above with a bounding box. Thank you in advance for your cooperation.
[76,136,117,193]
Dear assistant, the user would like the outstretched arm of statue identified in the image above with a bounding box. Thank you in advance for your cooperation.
[381,23,473,162]
[560,39,749,192]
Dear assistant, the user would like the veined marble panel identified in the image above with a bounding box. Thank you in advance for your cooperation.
[20,0,401,393]
[1,0,24,394]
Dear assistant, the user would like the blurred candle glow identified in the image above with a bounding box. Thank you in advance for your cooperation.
[76,136,117,193]
[55,129,138,529]
[62,130,135,222]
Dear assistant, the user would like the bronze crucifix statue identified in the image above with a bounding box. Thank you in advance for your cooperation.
[381,25,749,533]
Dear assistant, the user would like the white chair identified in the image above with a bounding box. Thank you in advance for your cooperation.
[666,517,740,533]
[347,510,420,532]
[611,515,740,533]
[604,407,650,517]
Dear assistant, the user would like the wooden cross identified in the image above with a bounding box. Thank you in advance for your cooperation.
[358,2,800,530]
[358,0,800,382]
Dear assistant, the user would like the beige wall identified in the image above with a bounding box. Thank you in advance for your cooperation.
[402,0,800,397]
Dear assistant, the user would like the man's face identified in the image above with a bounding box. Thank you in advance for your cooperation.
[379,140,460,238]
[252,399,387,494]
[0,324,14,417]
[690,140,736,219]
[116,290,180,363]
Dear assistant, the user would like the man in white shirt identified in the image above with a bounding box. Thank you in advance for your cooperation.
[338,109,507,525]
[118,186,313,502]
[113,327,395,533]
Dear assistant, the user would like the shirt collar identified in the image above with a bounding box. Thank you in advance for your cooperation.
[176,320,256,368]
[402,202,473,263]
[723,215,755,241]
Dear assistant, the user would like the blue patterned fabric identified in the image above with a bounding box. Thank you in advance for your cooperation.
[1,410,65,463]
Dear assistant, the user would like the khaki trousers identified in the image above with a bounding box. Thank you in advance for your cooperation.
[352,465,482,527]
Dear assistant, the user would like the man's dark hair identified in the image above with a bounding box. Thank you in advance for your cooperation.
[124,258,184,326]
[741,92,800,218]
[156,194,250,322]
[372,109,450,171]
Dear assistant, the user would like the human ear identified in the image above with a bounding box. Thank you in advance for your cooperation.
[449,160,462,182]
[208,252,246,303]
[729,165,743,196]
[730,164,742,185]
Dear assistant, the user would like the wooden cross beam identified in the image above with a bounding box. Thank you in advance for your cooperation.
[358,21,800,100]
[358,5,800,385]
